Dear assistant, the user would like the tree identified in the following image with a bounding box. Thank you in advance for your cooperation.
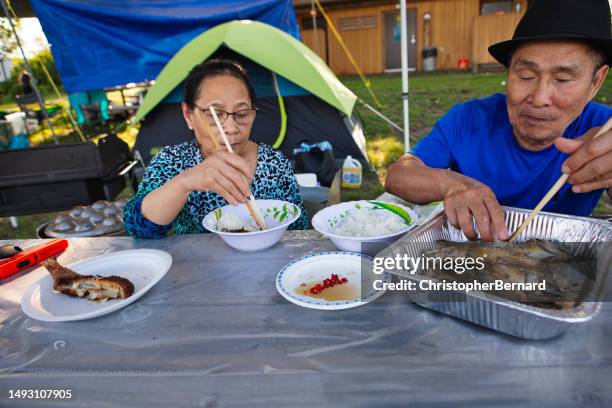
[0,48,63,102]
[0,17,19,81]
[0,17,18,60]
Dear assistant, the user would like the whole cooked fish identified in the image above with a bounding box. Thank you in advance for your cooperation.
[422,240,592,310]
[42,258,134,302]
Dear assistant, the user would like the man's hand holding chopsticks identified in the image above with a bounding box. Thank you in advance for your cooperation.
[555,125,612,196]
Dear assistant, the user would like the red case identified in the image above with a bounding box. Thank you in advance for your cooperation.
[0,239,68,279]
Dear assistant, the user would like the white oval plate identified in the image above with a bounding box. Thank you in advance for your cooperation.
[276,252,391,310]
[21,249,172,322]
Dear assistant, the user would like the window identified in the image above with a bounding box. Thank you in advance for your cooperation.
[338,15,377,31]
[480,0,512,15]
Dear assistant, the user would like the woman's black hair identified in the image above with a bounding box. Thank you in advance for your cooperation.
[183,58,256,108]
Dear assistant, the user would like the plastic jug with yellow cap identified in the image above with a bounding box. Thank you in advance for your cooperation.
[341,155,362,189]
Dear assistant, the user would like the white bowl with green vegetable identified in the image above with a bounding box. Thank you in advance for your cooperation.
[312,200,419,255]
[202,200,301,252]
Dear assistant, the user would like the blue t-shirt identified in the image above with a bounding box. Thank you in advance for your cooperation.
[410,93,611,216]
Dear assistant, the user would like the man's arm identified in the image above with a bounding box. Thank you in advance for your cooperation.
[385,154,508,241]
[386,154,462,204]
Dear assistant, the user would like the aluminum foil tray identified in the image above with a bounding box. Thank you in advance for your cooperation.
[377,207,612,340]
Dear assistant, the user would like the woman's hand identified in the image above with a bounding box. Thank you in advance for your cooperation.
[178,151,254,205]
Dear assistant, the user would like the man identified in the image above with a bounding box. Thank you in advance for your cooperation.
[386,0,612,241]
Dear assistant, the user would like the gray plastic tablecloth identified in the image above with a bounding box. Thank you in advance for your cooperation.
[1,231,611,407]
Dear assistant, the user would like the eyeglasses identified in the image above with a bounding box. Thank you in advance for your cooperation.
[194,105,257,126]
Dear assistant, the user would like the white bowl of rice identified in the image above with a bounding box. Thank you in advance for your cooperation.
[312,200,419,255]
[202,200,301,252]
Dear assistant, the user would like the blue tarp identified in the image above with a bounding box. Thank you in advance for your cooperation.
[30,0,299,92]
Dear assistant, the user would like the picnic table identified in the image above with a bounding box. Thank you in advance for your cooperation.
[1,229,611,407]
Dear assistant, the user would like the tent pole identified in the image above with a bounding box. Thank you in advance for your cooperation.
[310,0,319,56]
[400,0,410,152]
[358,100,403,133]
[0,0,58,144]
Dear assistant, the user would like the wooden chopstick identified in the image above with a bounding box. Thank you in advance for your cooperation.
[193,107,267,230]
[509,116,612,242]
[208,107,267,230]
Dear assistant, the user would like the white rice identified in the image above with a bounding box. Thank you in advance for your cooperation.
[331,207,408,237]
[217,213,259,232]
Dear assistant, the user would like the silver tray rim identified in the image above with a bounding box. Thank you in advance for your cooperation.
[378,206,612,323]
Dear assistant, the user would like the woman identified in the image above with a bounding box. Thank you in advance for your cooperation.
[124,59,308,239]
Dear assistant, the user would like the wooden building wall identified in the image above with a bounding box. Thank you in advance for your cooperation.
[324,3,397,74]
[297,0,525,74]
[472,11,525,65]
[301,27,328,62]
[412,0,479,71]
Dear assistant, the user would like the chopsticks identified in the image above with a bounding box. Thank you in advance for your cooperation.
[193,107,267,230]
[509,116,612,242]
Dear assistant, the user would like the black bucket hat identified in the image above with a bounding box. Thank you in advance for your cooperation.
[488,0,612,67]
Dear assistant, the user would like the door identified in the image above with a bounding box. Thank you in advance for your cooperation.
[384,9,417,70]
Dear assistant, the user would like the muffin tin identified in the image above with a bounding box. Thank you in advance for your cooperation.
[44,199,128,238]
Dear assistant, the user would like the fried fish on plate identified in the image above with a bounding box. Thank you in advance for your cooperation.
[41,257,134,302]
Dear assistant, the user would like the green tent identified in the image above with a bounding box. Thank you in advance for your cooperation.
[134,20,356,123]
[133,20,367,168]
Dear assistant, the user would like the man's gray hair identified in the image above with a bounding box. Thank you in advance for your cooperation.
[508,40,608,76]
[587,45,607,72]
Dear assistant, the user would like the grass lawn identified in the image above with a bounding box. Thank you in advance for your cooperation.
[1,71,611,239]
